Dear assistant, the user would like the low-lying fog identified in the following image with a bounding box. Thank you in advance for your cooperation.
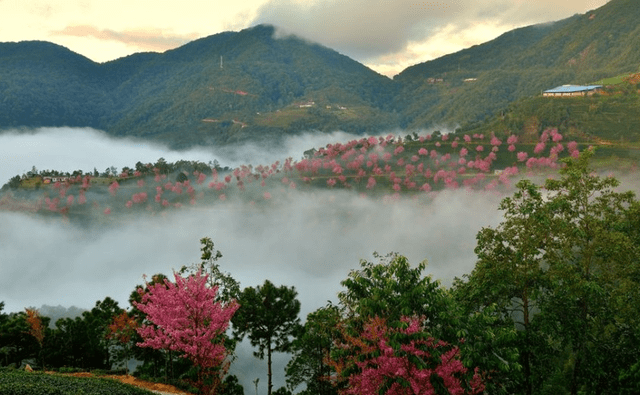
[0,126,563,391]
[1,127,509,311]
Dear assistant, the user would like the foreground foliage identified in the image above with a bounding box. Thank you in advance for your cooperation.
[330,316,484,395]
[319,253,495,395]
[0,369,154,395]
[232,280,301,395]
[454,149,640,395]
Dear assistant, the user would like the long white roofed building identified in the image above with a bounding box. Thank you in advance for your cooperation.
[543,84,603,97]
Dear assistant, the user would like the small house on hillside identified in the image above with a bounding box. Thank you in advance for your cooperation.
[543,85,602,97]
[426,78,444,84]
[43,176,69,184]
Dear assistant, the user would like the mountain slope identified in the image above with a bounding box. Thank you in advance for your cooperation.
[0,41,108,128]
[395,0,640,129]
[105,25,400,146]
[1,0,640,147]
[0,25,400,147]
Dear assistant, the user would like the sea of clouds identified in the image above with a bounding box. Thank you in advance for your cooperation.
[0,126,527,392]
[5,126,640,392]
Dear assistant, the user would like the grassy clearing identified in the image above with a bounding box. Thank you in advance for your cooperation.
[591,74,628,86]
[254,107,310,127]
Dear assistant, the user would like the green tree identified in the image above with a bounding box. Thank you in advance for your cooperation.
[285,303,340,395]
[45,297,124,370]
[0,302,7,365]
[455,179,550,395]
[337,253,448,326]
[82,297,124,369]
[46,315,89,368]
[455,149,640,394]
[0,309,44,368]
[179,237,240,303]
[541,149,638,394]
[7,175,21,189]
[232,280,301,395]
[336,253,518,394]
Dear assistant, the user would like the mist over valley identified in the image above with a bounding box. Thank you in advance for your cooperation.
[1,127,517,392]
[2,1,640,392]
[1,127,511,315]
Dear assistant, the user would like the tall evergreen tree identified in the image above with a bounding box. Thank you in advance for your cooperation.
[232,280,301,395]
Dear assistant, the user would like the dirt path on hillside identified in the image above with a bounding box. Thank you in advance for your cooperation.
[54,372,191,394]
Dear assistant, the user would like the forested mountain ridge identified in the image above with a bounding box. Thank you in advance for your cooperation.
[0,25,400,148]
[1,0,640,147]
[0,41,109,128]
[397,0,640,128]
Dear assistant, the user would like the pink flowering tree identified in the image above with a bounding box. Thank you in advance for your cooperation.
[327,254,493,394]
[329,315,484,395]
[135,270,239,394]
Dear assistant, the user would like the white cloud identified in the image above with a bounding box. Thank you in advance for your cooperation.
[252,0,610,76]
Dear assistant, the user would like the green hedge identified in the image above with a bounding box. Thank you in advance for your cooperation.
[0,370,155,395]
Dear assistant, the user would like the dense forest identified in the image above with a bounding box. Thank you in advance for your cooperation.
[2,151,639,395]
[1,0,640,148]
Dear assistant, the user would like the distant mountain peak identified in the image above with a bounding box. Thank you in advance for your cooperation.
[1,0,639,147]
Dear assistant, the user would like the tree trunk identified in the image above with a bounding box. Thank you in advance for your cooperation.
[268,345,273,395]
[523,294,532,395]
[570,349,582,395]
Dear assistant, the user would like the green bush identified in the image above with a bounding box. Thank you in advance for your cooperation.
[58,367,84,373]
[0,370,155,395]
[0,382,64,395]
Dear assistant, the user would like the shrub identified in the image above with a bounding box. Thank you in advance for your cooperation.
[0,370,155,395]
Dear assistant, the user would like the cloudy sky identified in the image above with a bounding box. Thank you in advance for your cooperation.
[0,0,609,77]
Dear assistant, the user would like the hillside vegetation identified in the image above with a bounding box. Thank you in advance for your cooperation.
[0,369,155,395]
[396,0,640,128]
[459,78,640,149]
[1,0,640,148]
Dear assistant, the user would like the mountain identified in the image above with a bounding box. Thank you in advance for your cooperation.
[396,0,640,129]
[1,0,640,147]
[0,41,107,128]
[0,25,400,148]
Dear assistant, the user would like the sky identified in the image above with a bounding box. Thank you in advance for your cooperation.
[0,0,609,77]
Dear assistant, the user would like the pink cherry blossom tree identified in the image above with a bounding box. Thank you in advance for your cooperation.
[534,142,546,155]
[135,270,239,394]
[108,181,120,196]
[329,316,484,395]
[517,152,528,162]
